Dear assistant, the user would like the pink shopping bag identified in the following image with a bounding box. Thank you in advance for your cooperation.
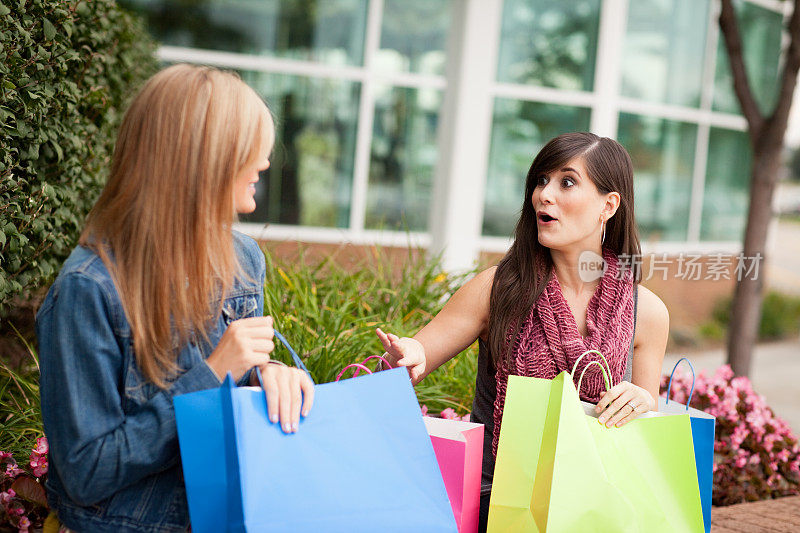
[424,416,484,533]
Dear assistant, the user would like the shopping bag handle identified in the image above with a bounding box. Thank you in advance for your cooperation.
[571,349,614,387]
[665,357,696,410]
[360,354,393,370]
[576,360,611,395]
[334,355,393,382]
[335,363,373,381]
[272,329,314,384]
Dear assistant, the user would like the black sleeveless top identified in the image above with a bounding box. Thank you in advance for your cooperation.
[470,286,639,490]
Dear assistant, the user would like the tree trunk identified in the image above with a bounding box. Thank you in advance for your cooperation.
[726,147,781,376]
[719,0,800,376]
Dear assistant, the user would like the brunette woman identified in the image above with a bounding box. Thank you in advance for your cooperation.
[377,132,668,530]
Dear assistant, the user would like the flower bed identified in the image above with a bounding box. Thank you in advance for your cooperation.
[661,365,800,506]
[1,438,48,532]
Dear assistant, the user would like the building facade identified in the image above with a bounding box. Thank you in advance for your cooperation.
[122,0,787,272]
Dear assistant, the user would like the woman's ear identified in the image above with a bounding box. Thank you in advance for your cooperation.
[603,192,621,220]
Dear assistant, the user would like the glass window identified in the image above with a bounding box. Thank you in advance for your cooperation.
[365,86,442,231]
[713,1,782,114]
[238,71,360,228]
[701,128,751,241]
[621,0,709,108]
[482,100,591,237]
[617,114,697,241]
[496,0,601,91]
[119,0,369,66]
[376,0,452,76]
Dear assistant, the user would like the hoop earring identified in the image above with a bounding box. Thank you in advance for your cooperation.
[601,219,606,245]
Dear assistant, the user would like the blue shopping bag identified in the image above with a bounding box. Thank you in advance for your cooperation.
[174,337,456,532]
[659,358,716,533]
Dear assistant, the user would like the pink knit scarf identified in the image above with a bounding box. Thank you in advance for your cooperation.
[491,247,635,456]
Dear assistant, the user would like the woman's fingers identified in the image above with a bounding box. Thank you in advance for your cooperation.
[240,316,274,334]
[263,368,280,424]
[604,395,637,427]
[277,370,293,434]
[598,388,636,427]
[260,366,314,432]
[289,370,302,433]
[376,328,407,360]
[595,381,654,428]
[610,394,650,427]
[614,406,640,427]
[375,328,393,351]
[250,338,275,355]
[300,371,314,417]
[595,382,625,412]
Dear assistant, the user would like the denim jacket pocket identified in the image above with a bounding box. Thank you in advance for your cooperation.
[104,475,158,523]
[220,293,260,326]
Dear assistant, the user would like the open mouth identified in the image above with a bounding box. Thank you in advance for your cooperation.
[538,213,557,223]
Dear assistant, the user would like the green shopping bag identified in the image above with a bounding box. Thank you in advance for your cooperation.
[488,352,704,532]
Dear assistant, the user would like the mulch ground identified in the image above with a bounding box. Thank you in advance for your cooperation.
[712,496,800,532]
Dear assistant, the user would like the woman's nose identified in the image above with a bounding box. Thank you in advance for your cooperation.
[539,180,556,204]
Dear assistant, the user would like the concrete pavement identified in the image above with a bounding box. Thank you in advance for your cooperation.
[767,217,800,296]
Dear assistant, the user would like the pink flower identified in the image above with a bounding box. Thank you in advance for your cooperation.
[32,462,48,477]
[33,437,48,456]
[5,464,23,478]
[440,408,458,420]
[420,405,428,417]
[18,516,30,531]
[0,490,15,504]
[29,451,48,476]
[716,365,734,381]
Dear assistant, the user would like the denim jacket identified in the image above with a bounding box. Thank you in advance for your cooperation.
[36,231,265,533]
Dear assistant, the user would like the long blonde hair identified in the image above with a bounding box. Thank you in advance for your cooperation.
[81,64,274,388]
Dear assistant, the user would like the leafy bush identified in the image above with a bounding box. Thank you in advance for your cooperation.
[0,0,158,311]
[662,365,800,506]
[262,247,478,414]
[703,291,800,342]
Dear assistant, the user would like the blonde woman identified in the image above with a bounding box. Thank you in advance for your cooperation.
[36,65,314,532]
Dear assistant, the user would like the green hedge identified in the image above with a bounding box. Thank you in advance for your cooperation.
[704,290,800,341]
[0,0,158,310]
[262,248,479,414]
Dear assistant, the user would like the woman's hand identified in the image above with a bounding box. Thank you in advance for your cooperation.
[252,363,315,434]
[376,328,426,384]
[595,381,656,428]
[206,316,275,382]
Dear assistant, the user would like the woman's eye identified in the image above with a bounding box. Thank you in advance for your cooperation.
[536,176,548,187]
[562,177,575,188]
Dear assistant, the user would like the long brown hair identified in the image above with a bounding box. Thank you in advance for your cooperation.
[488,132,641,369]
[81,64,274,388]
